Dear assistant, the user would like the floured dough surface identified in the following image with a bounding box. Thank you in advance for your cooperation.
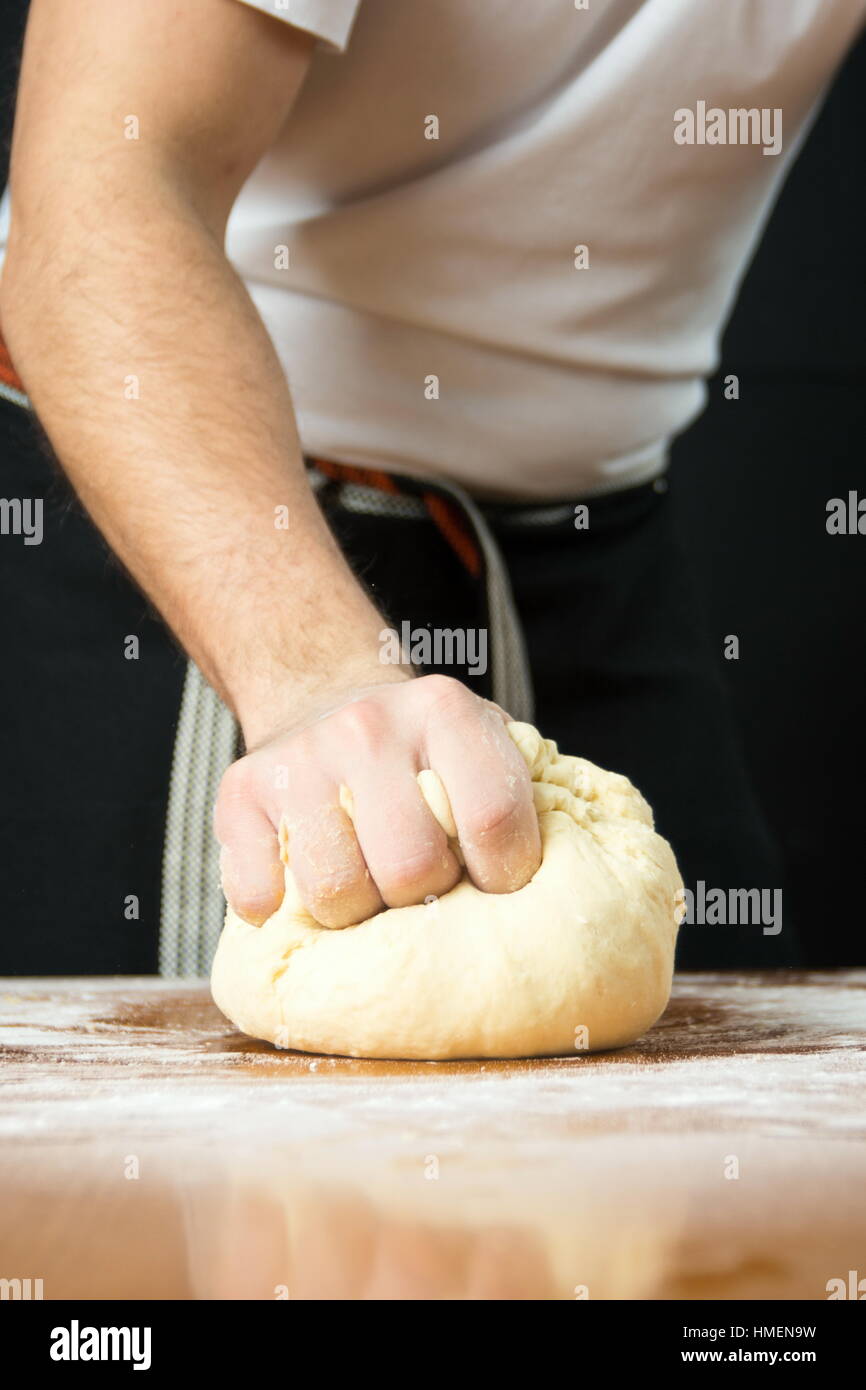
[211,723,682,1060]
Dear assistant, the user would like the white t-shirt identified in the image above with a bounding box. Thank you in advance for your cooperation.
[0,2,861,498]
[226,0,864,499]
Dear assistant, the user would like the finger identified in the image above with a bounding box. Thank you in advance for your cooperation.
[217,806,285,926]
[481,697,512,724]
[423,690,541,893]
[287,798,384,929]
[347,765,462,909]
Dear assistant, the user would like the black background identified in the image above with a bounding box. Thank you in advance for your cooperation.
[669,32,866,966]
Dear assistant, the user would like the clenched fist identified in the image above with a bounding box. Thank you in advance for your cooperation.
[215,675,542,929]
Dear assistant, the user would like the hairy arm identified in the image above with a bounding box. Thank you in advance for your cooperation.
[2,0,394,738]
[1,0,541,927]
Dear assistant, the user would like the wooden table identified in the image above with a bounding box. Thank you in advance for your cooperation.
[1,972,864,1300]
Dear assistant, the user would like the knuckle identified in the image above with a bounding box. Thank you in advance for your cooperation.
[214,761,255,839]
[417,674,473,718]
[377,845,450,896]
[463,795,519,842]
[329,698,385,752]
[218,756,254,805]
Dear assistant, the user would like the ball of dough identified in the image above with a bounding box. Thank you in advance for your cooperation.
[211,723,682,1060]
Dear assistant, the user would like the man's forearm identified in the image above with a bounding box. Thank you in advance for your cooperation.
[1,174,398,743]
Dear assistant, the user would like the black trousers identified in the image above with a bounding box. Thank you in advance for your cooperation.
[0,394,796,974]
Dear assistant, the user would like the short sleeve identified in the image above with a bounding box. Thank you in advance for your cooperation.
[235,0,362,53]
